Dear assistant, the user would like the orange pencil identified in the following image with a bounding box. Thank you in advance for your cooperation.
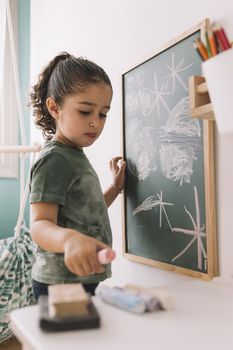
[193,42,205,61]
[194,37,209,61]
[208,27,218,56]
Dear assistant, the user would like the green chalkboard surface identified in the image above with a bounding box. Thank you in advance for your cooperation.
[122,19,217,279]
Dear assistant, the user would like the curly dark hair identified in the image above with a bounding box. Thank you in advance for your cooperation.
[29,52,112,140]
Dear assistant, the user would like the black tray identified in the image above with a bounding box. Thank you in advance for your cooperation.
[38,295,100,332]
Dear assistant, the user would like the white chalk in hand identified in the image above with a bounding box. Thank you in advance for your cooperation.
[97,248,116,264]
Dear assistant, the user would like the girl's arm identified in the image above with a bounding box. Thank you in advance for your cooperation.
[104,157,126,207]
[30,202,109,276]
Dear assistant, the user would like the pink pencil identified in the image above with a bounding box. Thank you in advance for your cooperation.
[97,248,116,264]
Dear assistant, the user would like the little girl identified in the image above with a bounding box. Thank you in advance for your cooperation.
[29,52,126,300]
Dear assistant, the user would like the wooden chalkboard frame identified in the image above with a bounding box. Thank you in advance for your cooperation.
[122,19,218,280]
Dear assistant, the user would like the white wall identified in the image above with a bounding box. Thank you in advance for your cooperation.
[30,0,233,287]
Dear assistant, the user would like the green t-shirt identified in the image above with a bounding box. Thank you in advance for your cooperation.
[30,141,112,284]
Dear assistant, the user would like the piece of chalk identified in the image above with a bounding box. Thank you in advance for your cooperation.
[129,290,162,311]
[97,248,116,264]
[124,284,173,310]
[114,287,162,312]
[95,285,146,313]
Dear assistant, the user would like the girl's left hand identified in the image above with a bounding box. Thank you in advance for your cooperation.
[109,156,127,192]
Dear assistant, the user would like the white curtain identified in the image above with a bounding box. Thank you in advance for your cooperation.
[0,0,20,178]
[0,0,7,146]
[0,0,6,85]
[0,0,26,178]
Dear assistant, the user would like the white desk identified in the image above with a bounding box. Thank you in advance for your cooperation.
[10,278,233,350]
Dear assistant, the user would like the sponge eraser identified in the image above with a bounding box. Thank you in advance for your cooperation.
[39,295,100,332]
[48,283,89,317]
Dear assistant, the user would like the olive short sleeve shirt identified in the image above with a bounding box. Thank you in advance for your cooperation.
[30,141,112,284]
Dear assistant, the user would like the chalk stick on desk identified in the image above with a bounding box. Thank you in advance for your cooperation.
[124,284,173,310]
[95,285,147,314]
[97,248,116,264]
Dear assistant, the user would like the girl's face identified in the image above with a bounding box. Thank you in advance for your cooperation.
[47,83,112,148]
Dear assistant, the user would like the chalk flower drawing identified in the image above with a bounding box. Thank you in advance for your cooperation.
[162,52,193,92]
[125,91,140,116]
[159,97,201,186]
[126,69,145,90]
[126,118,157,180]
[138,74,171,120]
[125,70,145,117]
[125,58,200,186]
[133,191,174,232]
[172,186,207,270]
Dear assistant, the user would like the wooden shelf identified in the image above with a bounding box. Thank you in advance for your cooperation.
[189,75,215,120]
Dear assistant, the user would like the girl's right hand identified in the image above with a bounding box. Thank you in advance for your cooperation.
[63,232,110,276]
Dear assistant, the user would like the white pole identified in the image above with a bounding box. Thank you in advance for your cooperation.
[6,0,26,145]
[0,144,42,154]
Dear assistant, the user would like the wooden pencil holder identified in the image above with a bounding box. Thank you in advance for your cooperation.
[189,75,215,120]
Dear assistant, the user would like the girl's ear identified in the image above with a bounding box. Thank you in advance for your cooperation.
[46,97,59,119]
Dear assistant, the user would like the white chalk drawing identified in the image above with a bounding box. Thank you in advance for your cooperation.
[126,73,171,121]
[159,97,201,186]
[156,191,173,232]
[162,52,193,92]
[126,118,157,180]
[133,191,174,232]
[125,91,140,116]
[138,88,155,117]
[126,97,201,185]
[125,70,145,117]
[126,69,145,90]
[161,96,201,137]
[159,145,197,186]
[138,74,171,120]
[171,186,207,270]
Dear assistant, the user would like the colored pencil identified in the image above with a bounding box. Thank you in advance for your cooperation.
[193,21,232,61]
[213,23,228,51]
[193,41,205,61]
[208,27,218,56]
[194,37,209,61]
[205,30,212,57]
[204,21,212,57]
[219,25,231,49]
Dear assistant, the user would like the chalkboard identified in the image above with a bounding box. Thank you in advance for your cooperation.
[122,19,217,279]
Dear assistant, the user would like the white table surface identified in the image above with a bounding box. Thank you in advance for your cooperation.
[10,278,233,350]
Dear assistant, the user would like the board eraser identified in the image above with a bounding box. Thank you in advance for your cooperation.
[97,248,116,264]
[39,295,100,332]
[48,283,89,317]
